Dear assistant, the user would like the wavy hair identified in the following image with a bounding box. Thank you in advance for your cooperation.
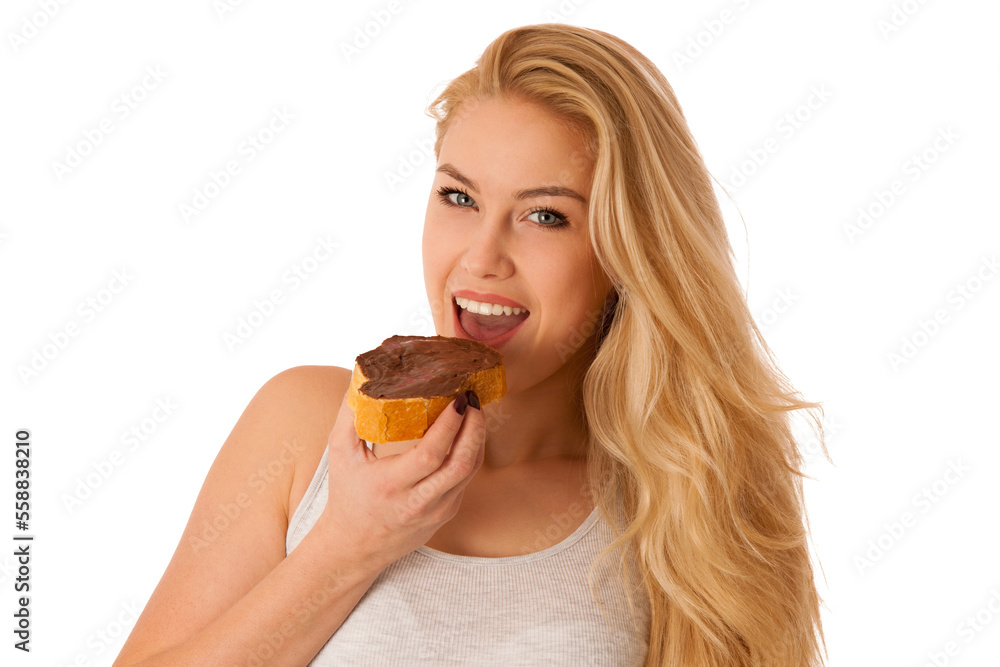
[426,24,828,667]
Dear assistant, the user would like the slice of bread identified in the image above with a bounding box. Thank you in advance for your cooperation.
[346,335,506,444]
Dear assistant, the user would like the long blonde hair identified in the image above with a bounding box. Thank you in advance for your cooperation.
[426,24,828,666]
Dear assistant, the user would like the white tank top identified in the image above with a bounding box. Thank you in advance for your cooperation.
[286,448,651,666]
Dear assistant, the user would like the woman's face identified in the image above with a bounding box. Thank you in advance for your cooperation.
[422,96,614,394]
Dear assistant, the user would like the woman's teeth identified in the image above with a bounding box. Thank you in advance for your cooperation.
[456,297,526,317]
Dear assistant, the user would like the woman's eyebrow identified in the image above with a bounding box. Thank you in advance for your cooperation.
[436,162,587,204]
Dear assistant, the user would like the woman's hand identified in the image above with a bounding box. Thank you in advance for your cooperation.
[318,390,485,568]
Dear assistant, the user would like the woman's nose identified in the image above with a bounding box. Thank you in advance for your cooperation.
[460,213,513,280]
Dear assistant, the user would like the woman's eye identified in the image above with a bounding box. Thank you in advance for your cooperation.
[449,191,475,207]
[528,209,560,226]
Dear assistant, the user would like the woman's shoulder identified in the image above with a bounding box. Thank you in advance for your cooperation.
[243,364,353,525]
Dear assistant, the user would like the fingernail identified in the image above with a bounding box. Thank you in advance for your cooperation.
[453,392,468,415]
[466,390,480,411]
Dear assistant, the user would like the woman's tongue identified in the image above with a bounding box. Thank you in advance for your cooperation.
[459,307,527,340]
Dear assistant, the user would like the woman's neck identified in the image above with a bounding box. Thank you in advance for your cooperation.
[480,349,593,468]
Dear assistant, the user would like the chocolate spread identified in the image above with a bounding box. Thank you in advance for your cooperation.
[356,335,503,399]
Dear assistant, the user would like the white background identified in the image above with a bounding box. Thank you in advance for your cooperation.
[2,0,998,665]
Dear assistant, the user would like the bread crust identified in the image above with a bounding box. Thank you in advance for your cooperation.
[347,357,506,443]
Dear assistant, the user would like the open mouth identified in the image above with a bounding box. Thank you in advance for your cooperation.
[453,298,529,344]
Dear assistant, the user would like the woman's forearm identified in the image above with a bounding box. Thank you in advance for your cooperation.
[116,519,387,667]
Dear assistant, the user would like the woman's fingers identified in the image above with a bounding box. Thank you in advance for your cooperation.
[421,416,486,515]
[329,389,485,507]
[409,393,486,499]
[322,390,485,561]
[389,393,473,483]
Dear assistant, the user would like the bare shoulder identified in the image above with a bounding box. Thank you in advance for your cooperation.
[174,362,352,534]
[250,364,353,522]
[114,364,352,663]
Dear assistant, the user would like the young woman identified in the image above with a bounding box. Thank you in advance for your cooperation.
[116,23,827,667]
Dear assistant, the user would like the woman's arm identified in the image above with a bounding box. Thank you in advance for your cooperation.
[116,515,388,666]
[114,366,485,666]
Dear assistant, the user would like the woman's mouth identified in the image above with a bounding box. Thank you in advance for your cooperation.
[453,297,529,347]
